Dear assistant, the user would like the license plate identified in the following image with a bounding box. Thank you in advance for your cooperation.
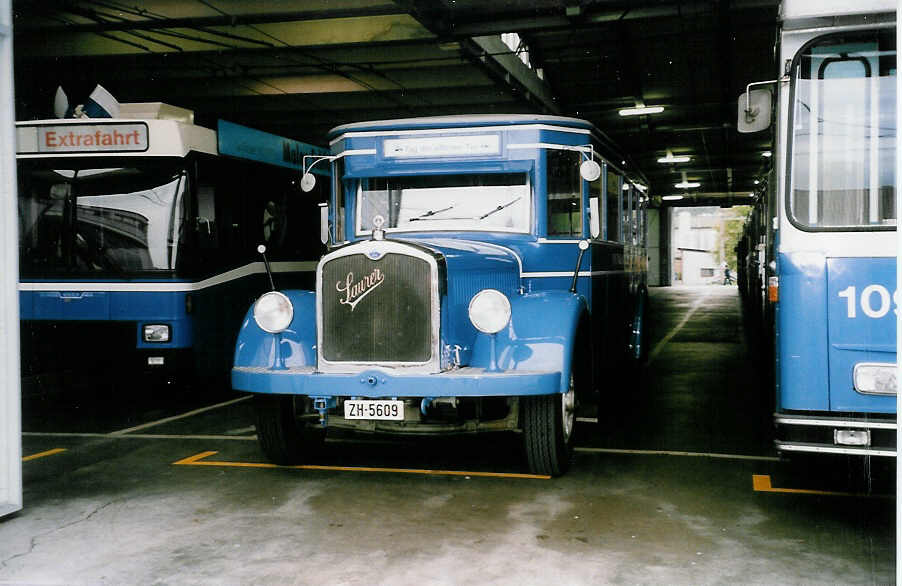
[344,400,404,421]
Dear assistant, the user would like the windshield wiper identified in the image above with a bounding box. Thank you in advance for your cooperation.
[409,204,455,221]
[478,196,521,220]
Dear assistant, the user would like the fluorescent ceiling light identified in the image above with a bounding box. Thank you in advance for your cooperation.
[662,195,684,201]
[762,151,772,157]
[657,155,691,164]
[674,181,700,189]
[619,105,664,116]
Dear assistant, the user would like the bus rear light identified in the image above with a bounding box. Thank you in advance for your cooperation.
[834,429,870,447]
[767,276,779,302]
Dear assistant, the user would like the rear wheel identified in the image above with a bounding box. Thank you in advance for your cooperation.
[522,373,576,476]
[254,394,323,465]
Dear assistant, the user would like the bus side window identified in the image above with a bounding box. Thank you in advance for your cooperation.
[606,170,620,242]
[546,148,582,238]
[621,184,632,244]
[332,158,346,243]
[590,169,602,239]
[196,184,217,249]
[631,190,639,245]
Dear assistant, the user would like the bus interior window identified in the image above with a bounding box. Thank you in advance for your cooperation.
[546,148,582,238]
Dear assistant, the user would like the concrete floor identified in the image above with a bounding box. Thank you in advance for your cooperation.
[1,286,895,585]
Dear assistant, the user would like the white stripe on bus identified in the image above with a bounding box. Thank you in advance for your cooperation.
[18,261,317,293]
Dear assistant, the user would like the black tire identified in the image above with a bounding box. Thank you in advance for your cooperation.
[254,394,323,465]
[522,386,574,477]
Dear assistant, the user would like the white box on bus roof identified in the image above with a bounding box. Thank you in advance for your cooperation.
[781,0,895,22]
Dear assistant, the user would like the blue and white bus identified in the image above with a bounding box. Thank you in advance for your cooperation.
[231,114,648,475]
[17,104,327,390]
[738,0,896,456]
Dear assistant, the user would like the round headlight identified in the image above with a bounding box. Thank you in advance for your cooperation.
[468,289,512,334]
[253,291,294,334]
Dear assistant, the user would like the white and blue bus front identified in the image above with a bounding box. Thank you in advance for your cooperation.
[16,118,212,381]
[774,18,897,456]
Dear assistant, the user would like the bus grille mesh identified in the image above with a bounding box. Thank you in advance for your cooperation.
[321,252,432,363]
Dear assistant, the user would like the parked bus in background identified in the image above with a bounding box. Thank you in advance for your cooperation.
[737,0,896,457]
[17,101,327,392]
[231,114,649,476]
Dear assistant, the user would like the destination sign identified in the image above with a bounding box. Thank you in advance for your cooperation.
[17,123,149,154]
[383,135,501,158]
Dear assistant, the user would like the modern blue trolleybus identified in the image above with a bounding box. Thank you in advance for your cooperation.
[231,114,649,475]
[17,103,328,390]
[737,0,897,457]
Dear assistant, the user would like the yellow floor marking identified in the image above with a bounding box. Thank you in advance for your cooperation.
[173,451,551,480]
[22,448,66,462]
[753,474,892,498]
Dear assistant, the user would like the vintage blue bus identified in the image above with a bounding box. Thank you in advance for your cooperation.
[17,105,327,390]
[231,114,648,475]
[737,1,897,456]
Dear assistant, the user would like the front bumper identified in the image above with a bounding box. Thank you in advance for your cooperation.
[232,366,561,398]
[775,413,897,457]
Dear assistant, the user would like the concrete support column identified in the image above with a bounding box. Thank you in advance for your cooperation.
[0,0,22,518]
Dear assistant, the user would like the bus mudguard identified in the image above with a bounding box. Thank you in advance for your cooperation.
[470,290,588,394]
[233,290,317,370]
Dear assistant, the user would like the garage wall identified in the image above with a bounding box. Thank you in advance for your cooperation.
[647,208,664,286]
[0,0,22,518]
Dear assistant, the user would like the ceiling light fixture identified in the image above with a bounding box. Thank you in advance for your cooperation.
[662,195,684,201]
[762,151,773,157]
[619,105,664,116]
[658,154,691,164]
[675,171,698,189]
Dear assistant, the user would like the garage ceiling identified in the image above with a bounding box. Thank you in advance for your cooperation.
[12,0,779,204]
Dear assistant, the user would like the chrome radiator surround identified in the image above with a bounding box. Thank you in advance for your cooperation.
[316,239,442,374]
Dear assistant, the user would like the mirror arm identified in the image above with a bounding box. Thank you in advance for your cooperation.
[744,79,780,117]
[303,154,337,175]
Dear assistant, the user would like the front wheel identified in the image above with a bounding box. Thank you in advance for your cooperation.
[254,394,323,465]
[522,376,576,476]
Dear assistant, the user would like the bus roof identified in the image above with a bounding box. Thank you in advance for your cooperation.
[327,114,598,140]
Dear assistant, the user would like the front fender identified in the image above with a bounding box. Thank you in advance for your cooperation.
[470,291,587,393]
[233,290,317,370]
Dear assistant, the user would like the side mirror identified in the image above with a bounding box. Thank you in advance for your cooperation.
[300,172,317,192]
[737,88,772,133]
[319,202,330,245]
[589,197,601,239]
[580,159,601,182]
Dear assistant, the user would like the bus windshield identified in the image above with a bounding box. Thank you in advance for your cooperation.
[18,162,187,275]
[789,31,896,229]
[355,173,530,235]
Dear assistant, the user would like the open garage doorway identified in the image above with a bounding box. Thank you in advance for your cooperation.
[668,205,749,287]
